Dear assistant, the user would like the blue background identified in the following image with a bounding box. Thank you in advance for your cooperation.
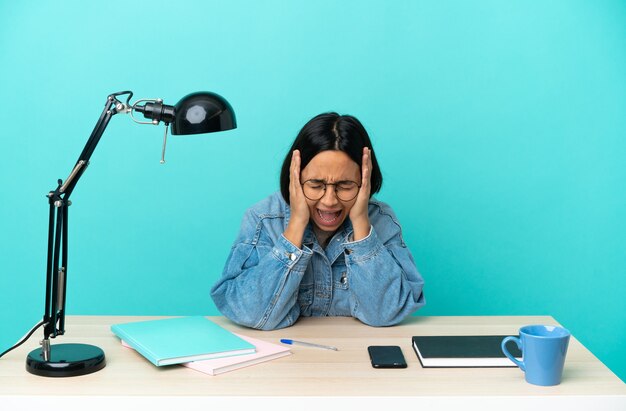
[1,1,624,382]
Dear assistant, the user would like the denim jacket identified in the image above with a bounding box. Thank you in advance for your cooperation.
[210,192,425,330]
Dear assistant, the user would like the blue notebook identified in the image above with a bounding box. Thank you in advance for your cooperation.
[111,316,255,366]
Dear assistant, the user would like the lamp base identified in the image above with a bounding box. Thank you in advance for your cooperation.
[26,343,106,377]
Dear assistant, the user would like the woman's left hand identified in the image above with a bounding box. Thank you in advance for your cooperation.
[349,147,372,241]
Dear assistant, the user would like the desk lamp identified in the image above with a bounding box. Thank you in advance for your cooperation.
[24,90,236,377]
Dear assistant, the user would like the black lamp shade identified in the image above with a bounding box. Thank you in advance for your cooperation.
[171,92,237,135]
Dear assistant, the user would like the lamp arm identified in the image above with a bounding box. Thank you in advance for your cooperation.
[41,91,132,344]
[62,91,133,198]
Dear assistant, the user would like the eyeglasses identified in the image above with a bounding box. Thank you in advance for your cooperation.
[301,179,361,202]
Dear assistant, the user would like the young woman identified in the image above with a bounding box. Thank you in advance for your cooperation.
[211,113,425,330]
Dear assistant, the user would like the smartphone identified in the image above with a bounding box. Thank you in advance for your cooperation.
[368,345,407,369]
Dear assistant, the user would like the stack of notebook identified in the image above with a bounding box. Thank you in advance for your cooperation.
[111,316,291,375]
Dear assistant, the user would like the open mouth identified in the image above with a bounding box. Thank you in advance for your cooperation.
[316,209,342,226]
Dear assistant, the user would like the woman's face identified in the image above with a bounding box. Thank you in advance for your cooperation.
[300,150,361,233]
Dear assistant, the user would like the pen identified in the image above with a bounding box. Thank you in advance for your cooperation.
[280,339,338,351]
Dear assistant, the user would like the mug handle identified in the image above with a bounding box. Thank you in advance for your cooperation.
[501,336,525,371]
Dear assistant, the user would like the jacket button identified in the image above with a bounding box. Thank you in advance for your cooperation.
[344,249,352,255]
[289,252,297,261]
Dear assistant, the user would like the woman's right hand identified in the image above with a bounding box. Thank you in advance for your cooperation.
[284,150,309,248]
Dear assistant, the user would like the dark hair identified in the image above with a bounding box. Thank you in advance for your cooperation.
[280,112,383,204]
